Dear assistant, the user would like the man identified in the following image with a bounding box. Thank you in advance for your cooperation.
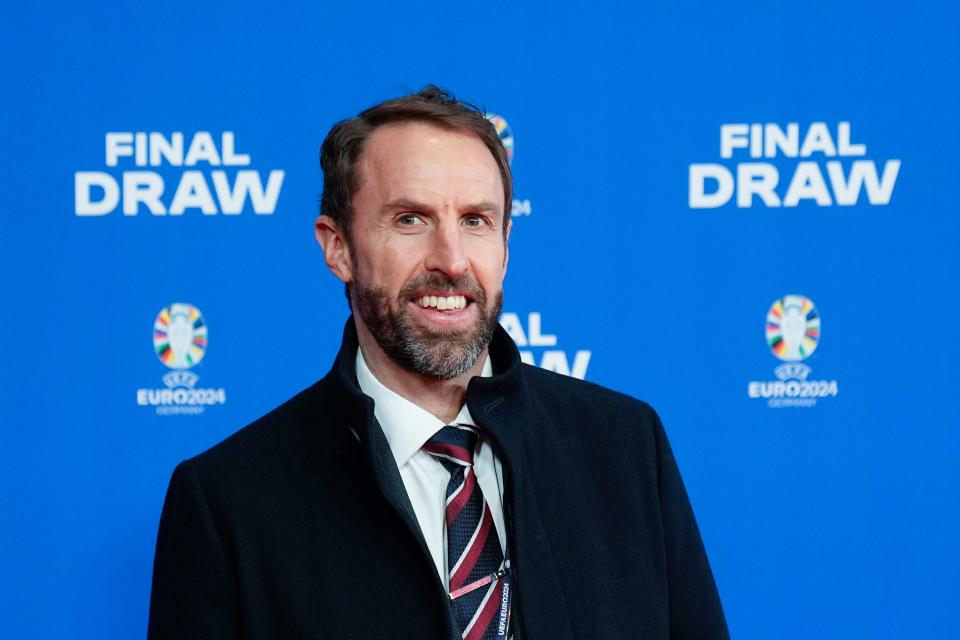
[148,86,729,639]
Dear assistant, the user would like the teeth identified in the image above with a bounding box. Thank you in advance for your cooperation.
[416,295,468,310]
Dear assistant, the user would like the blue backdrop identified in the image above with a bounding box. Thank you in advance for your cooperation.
[2,1,958,637]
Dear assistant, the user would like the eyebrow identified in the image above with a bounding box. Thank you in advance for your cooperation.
[380,198,502,217]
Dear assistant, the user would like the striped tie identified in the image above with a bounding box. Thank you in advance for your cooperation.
[423,425,506,640]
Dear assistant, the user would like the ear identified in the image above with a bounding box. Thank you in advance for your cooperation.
[315,214,353,283]
[501,217,512,281]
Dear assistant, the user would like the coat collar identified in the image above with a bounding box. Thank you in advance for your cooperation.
[322,315,532,453]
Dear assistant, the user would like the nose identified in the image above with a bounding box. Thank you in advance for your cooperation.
[424,218,469,279]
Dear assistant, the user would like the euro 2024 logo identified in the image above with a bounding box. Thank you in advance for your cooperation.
[748,294,839,408]
[136,303,226,415]
[485,113,531,219]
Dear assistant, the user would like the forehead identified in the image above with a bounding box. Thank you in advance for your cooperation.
[355,121,504,209]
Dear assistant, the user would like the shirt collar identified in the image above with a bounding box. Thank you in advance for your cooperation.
[355,348,493,469]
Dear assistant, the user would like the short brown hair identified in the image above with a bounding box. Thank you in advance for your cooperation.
[319,85,513,241]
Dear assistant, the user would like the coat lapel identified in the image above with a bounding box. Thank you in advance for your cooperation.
[466,324,576,640]
[323,319,457,638]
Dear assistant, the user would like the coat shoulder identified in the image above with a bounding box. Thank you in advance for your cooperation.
[182,377,345,484]
[520,363,663,435]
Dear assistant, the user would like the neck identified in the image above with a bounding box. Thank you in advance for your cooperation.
[355,318,487,424]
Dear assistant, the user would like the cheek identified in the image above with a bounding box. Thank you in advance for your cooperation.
[358,245,422,285]
[469,247,508,284]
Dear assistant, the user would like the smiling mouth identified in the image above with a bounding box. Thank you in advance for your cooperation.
[413,294,470,310]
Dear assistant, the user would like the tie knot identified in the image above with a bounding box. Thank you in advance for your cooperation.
[423,424,479,468]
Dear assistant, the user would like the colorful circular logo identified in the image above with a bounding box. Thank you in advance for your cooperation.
[765,294,820,361]
[486,113,514,166]
[153,303,207,369]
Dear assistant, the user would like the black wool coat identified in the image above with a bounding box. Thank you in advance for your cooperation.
[148,319,729,639]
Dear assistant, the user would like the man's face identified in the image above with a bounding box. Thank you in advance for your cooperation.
[333,121,509,379]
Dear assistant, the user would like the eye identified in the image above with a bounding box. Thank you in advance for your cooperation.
[464,214,487,227]
[398,213,425,226]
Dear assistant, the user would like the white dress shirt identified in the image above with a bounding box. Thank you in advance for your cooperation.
[355,349,507,587]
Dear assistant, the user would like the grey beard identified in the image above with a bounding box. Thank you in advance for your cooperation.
[354,274,502,380]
